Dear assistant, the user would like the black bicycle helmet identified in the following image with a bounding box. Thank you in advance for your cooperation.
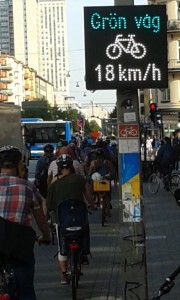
[43,144,54,153]
[56,154,73,168]
[0,145,22,168]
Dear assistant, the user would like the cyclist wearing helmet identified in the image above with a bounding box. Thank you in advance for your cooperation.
[47,154,94,284]
[35,143,56,198]
[0,145,51,300]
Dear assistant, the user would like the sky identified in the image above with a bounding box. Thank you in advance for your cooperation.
[66,0,147,113]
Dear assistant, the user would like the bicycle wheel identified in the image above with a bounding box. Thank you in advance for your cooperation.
[148,173,160,194]
[170,174,180,193]
[70,250,78,300]
[99,196,106,227]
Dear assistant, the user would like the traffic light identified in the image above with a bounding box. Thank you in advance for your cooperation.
[149,102,157,123]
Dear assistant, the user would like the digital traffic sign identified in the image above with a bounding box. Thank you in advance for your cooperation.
[84,6,168,90]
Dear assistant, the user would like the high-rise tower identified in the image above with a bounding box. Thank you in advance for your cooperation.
[38,0,69,94]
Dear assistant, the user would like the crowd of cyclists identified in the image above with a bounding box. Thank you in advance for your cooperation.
[0,135,119,299]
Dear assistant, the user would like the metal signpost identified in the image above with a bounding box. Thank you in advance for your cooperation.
[84,2,168,298]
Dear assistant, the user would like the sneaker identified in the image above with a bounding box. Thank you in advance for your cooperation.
[61,273,69,285]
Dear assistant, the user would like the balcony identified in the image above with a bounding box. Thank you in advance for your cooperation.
[168,59,180,72]
[167,20,180,33]
[25,95,31,100]
[24,73,29,79]
[0,63,12,70]
[0,89,13,95]
[0,76,13,83]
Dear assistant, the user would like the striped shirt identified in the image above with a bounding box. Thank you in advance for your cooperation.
[0,174,42,226]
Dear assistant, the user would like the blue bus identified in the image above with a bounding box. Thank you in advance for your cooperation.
[21,119,72,158]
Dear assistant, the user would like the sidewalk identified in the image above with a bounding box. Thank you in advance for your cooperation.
[143,183,180,300]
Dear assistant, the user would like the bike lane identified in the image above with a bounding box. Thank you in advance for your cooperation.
[34,184,123,300]
[143,183,180,299]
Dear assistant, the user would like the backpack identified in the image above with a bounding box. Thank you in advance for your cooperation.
[38,157,54,198]
[58,199,88,232]
[57,199,90,255]
[0,217,36,262]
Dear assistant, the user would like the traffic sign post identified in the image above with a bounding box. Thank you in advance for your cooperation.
[84,2,168,298]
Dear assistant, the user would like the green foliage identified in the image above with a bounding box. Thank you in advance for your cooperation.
[21,100,79,131]
[109,105,117,118]
[84,119,100,134]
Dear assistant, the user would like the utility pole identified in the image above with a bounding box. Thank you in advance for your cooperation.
[115,1,147,299]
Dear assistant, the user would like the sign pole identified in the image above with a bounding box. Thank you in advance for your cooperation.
[84,3,168,298]
[114,1,147,299]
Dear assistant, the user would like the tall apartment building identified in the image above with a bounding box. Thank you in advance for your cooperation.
[0,0,69,96]
[0,0,40,74]
[38,0,69,94]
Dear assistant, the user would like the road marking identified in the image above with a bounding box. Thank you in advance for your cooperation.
[146,235,167,240]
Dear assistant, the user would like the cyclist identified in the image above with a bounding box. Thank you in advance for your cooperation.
[154,137,175,174]
[154,137,176,189]
[0,145,51,300]
[46,154,94,284]
[35,143,56,198]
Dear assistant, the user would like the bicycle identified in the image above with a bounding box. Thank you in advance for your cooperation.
[58,199,90,300]
[0,257,18,300]
[148,164,180,194]
[106,34,146,60]
[151,265,180,299]
[92,178,111,226]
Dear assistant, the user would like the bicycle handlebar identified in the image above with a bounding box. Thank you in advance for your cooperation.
[151,265,180,299]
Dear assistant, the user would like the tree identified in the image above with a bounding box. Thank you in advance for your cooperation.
[85,120,100,133]
[109,105,117,118]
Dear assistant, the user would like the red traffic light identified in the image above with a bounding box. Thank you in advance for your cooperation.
[149,103,157,111]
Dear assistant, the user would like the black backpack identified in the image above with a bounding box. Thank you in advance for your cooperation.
[58,199,88,232]
[38,157,54,198]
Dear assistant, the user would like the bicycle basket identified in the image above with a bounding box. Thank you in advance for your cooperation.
[93,180,110,192]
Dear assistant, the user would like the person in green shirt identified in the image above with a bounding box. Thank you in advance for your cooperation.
[47,154,94,284]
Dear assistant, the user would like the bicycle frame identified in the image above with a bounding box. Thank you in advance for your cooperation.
[152,265,180,299]
[65,227,83,300]
[0,260,19,300]
[115,34,137,53]
[92,179,111,226]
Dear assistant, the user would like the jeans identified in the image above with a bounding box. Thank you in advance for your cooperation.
[12,254,36,300]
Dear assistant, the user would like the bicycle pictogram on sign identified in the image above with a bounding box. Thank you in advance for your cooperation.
[106,34,147,60]
[118,124,139,138]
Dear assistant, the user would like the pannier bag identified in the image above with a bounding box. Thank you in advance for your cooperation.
[57,199,90,255]
[0,217,36,262]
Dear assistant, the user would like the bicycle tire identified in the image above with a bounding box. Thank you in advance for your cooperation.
[148,173,160,194]
[170,174,180,193]
[70,249,78,300]
[100,196,105,227]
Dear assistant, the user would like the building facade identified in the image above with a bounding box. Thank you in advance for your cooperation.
[38,0,69,94]
[0,0,69,96]
[0,53,53,105]
[147,0,180,132]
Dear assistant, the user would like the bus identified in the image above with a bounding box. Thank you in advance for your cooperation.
[21,118,72,158]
